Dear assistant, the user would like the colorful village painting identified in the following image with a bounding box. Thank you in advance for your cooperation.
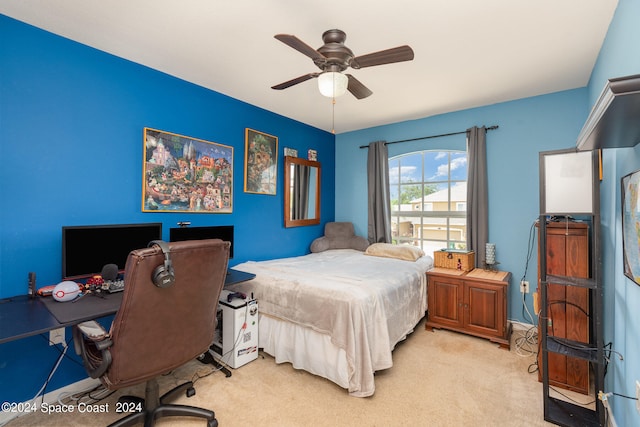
[142,128,233,213]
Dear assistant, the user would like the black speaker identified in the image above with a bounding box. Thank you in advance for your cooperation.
[28,272,36,299]
[148,240,175,288]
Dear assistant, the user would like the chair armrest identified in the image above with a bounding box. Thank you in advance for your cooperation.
[73,321,112,379]
[77,320,109,340]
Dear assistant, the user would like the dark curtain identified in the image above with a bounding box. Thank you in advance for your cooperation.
[466,126,488,267]
[367,141,391,243]
[292,164,310,220]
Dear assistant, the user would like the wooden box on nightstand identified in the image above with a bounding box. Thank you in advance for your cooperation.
[425,267,512,349]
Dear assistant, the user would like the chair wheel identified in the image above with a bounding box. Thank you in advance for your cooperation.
[197,352,215,365]
[186,387,196,398]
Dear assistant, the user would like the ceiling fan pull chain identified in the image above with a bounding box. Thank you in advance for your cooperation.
[332,97,336,134]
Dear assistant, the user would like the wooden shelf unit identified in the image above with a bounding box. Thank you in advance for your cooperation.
[537,221,590,395]
[538,216,605,427]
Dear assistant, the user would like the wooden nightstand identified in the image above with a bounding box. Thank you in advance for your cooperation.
[425,267,512,349]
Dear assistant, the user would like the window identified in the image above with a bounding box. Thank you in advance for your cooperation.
[389,150,467,255]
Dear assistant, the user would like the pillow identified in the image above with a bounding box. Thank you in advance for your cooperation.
[365,243,425,261]
[310,222,370,253]
[310,235,370,253]
[310,237,331,253]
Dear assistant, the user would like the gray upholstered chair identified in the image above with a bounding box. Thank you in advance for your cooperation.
[74,239,229,427]
[310,222,370,253]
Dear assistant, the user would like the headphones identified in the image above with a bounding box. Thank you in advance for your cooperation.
[148,240,175,288]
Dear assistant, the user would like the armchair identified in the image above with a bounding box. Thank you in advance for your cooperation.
[74,239,230,427]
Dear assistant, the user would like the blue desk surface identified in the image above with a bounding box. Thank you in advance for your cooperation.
[225,268,255,287]
[0,295,74,344]
[0,268,255,344]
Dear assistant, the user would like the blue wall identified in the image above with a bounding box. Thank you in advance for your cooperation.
[588,0,640,424]
[3,1,640,422]
[0,15,335,403]
[336,89,589,325]
[336,0,640,424]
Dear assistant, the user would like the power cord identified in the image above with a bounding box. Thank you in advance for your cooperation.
[56,382,113,406]
[596,391,639,427]
[40,333,85,370]
[519,220,537,293]
[0,341,70,427]
[550,385,596,406]
[198,300,253,376]
[32,337,70,406]
[513,322,538,357]
[516,219,539,369]
[518,220,538,328]
[222,302,251,361]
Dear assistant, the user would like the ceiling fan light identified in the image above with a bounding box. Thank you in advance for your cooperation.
[318,72,348,97]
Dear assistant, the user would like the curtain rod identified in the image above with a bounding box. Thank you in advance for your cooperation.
[358,125,499,149]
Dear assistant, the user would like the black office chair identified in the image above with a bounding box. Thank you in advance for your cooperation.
[74,239,229,427]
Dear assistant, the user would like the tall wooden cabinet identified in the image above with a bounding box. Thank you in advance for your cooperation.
[537,221,590,394]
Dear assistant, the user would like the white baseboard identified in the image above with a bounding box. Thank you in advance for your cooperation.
[509,320,537,333]
[0,377,100,426]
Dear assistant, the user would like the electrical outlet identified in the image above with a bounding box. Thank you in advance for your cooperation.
[49,328,65,345]
[520,280,529,293]
[636,380,640,415]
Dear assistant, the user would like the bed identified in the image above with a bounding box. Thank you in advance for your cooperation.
[226,246,433,397]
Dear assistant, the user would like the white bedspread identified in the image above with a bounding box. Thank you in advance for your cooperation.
[228,249,433,397]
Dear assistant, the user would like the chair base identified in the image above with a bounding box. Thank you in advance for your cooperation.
[109,378,217,427]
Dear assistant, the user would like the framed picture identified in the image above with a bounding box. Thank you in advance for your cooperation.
[621,169,640,286]
[284,147,298,157]
[142,128,233,213]
[244,128,278,195]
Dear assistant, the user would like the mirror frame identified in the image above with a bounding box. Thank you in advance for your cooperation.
[284,156,321,228]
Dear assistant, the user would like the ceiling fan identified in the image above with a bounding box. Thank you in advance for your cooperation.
[271,29,414,99]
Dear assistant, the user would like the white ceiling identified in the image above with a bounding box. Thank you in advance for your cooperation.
[0,0,618,134]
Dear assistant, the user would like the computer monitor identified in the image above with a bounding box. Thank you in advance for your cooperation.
[169,225,234,258]
[62,223,163,279]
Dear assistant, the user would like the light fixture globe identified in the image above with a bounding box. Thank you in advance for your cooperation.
[317,72,348,98]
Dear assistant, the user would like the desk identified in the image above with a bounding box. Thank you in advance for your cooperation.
[0,296,71,344]
[0,293,122,345]
[225,268,255,287]
[0,268,255,345]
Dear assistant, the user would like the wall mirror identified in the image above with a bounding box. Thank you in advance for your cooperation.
[284,156,321,227]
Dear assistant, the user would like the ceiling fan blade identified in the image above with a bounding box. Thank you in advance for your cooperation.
[350,45,414,69]
[274,34,326,62]
[271,73,319,90]
[346,74,373,99]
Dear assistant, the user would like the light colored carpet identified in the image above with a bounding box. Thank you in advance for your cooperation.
[6,319,568,426]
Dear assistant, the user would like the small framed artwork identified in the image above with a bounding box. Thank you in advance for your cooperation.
[142,128,233,213]
[244,128,278,195]
[308,149,317,161]
[284,147,298,157]
[622,169,640,286]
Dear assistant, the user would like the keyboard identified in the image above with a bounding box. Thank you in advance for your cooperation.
[104,279,125,293]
